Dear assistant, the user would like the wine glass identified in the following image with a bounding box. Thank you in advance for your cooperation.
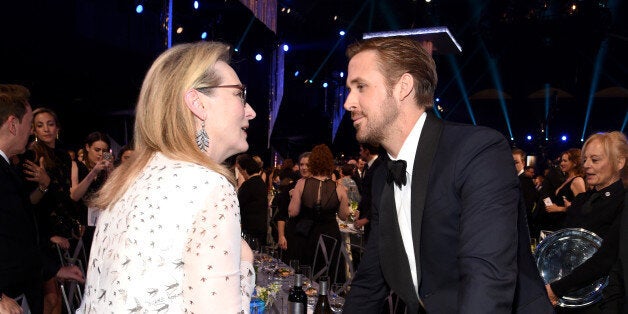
[250,237,260,254]
[299,265,312,288]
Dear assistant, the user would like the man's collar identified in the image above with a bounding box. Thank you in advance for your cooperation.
[0,149,9,164]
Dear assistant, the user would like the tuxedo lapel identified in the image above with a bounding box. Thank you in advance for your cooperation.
[379,170,420,309]
[411,113,444,294]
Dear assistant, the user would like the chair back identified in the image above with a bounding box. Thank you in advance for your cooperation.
[312,234,337,281]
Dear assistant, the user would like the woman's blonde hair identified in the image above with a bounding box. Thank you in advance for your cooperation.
[91,41,235,209]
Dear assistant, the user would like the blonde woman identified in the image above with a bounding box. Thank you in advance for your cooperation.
[77,42,257,313]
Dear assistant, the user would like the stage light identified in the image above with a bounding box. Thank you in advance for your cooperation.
[176,27,183,34]
[435,97,440,102]
[255,53,262,61]
[425,0,431,2]
[323,82,328,88]
[135,4,144,14]
[526,135,532,141]
[193,1,199,9]
[333,16,338,21]
[283,44,289,52]
[201,32,207,39]
[287,8,291,13]
[294,70,300,77]
[308,79,313,84]
[234,48,239,52]
[561,135,568,142]
[339,72,344,78]
[339,30,346,36]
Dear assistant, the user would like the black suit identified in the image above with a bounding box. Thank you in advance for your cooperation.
[238,175,268,245]
[519,173,540,237]
[621,192,628,314]
[357,156,383,240]
[344,113,553,313]
[0,155,45,313]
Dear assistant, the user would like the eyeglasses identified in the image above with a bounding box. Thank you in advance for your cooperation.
[196,84,247,104]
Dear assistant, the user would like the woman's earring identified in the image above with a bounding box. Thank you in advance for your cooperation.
[196,121,210,152]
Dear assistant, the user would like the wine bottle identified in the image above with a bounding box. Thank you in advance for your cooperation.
[288,273,307,314]
[313,276,332,314]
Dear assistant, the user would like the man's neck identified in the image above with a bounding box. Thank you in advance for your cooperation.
[383,108,424,158]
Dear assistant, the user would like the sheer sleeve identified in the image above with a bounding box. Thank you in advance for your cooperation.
[182,177,244,313]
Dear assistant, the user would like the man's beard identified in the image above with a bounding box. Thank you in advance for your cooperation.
[355,96,397,146]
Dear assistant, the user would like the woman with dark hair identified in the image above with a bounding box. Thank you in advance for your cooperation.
[546,148,587,213]
[21,107,81,314]
[70,131,113,258]
[288,144,350,269]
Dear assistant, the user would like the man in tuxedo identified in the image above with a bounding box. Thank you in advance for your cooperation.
[341,38,552,313]
[0,85,83,313]
[236,153,269,246]
[354,143,382,240]
[513,149,540,238]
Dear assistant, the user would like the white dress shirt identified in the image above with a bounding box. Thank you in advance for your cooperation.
[387,111,427,298]
[0,149,9,164]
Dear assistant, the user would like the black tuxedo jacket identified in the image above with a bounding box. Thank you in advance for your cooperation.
[238,175,268,237]
[0,156,42,296]
[621,192,628,314]
[344,113,553,313]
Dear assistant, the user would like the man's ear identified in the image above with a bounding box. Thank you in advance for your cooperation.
[397,73,414,102]
[7,116,18,135]
[184,89,207,121]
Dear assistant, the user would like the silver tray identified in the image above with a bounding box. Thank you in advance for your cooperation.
[535,228,609,308]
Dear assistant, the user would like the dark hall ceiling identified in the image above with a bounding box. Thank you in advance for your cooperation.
[1,0,626,160]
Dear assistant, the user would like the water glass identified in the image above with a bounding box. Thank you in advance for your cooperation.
[330,283,345,313]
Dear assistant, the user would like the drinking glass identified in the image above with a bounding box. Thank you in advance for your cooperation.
[330,283,345,313]
[299,265,312,288]
[289,259,300,272]
[250,237,260,254]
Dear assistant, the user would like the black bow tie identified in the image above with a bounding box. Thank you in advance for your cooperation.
[387,159,407,187]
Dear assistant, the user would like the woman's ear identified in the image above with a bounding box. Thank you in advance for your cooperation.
[184,89,207,121]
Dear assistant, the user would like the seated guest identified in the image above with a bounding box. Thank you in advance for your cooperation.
[545,131,627,312]
[0,84,83,314]
[77,41,257,313]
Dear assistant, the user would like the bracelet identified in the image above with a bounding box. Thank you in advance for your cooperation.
[38,185,49,193]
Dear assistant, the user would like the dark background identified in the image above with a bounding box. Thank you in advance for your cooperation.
[1,0,627,166]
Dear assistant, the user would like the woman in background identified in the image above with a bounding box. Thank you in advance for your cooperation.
[545,131,627,313]
[78,41,257,313]
[70,131,113,257]
[548,148,587,210]
[21,108,78,314]
[288,144,350,271]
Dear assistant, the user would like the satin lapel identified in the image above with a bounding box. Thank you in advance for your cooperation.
[378,167,420,308]
[411,113,444,293]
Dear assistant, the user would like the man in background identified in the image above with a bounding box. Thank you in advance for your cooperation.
[0,84,83,313]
